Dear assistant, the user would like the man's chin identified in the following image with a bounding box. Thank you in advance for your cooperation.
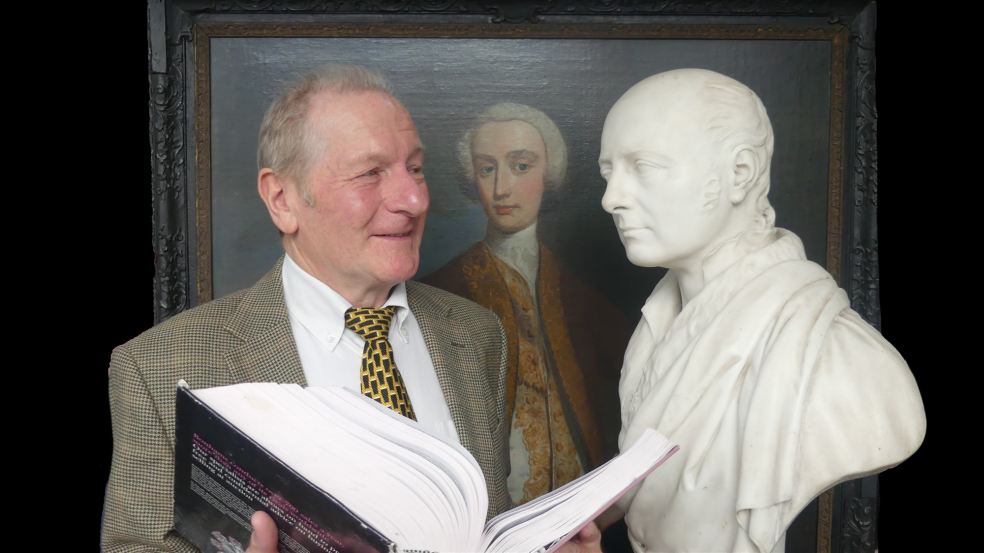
[491,219,534,235]
[377,260,420,285]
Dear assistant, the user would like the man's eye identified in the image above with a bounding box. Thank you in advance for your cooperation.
[478,165,495,176]
[360,168,380,178]
[514,162,531,173]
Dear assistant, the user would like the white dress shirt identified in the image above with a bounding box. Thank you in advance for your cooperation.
[281,254,459,445]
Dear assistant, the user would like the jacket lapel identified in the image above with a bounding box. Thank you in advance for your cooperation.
[408,281,482,453]
[223,257,308,386]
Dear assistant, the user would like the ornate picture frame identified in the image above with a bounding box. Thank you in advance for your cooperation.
[148,2,881,551]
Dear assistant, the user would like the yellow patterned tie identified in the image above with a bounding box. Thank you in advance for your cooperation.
[344,306,416,420]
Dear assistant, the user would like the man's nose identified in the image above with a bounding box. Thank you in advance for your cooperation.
[493,171,514,199]
[388,168,429,217]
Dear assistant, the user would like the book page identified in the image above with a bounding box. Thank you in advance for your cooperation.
[175,385,394,553]
[309,387,487,549]
[480,428,677,553]
[193,383,488,552]
[285,385,461,550]
[194,384,409,542]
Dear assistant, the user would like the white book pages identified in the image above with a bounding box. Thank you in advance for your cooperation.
[481,428,676,553]
[309,387,487,550]
[195,384,410,544]
[194,383,488,552]
[279,385,445,548]
[292,386,463,551]
[481,459,607,548]
[191,383,677,553]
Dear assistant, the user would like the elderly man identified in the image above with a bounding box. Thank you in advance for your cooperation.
[598,68,925,553]
[103,64,604,553]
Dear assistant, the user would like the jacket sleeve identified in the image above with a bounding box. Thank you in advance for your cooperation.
[102,345,199,553]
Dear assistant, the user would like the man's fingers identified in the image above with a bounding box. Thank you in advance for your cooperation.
[246,511,279,553]
[578,520,602,544]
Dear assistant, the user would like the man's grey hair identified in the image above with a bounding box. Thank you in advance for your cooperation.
[257,64,394,183]
[697,71,776,230]
[456,103,567,199]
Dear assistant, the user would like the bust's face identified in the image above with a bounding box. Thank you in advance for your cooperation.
[470,120,546,234]
[599,84,734,271]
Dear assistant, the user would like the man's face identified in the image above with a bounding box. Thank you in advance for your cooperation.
[599,85,733,270]
[288,90,429,296]
[471,120,546,234]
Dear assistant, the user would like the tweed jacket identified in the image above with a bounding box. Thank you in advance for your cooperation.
[102,258,510,552]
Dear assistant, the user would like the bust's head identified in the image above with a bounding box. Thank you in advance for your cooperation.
[599,68,776,270]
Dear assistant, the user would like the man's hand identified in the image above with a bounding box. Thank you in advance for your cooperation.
[555,520,603,553]
[245,511,279,553]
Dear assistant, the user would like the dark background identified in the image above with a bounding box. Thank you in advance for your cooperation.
[83,3,945,550]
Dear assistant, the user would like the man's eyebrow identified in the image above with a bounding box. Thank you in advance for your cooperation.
[471,153,497,163]
[348,144,426,168]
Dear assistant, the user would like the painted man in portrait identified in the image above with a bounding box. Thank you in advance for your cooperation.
[424,103,631,505]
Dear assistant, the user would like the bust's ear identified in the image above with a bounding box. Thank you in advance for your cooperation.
[258,168,300,235]
[729,147,759,204]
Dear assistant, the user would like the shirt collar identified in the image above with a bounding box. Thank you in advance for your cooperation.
[485,222,540,289]
[282,253,411,350]
[640,270,681,343]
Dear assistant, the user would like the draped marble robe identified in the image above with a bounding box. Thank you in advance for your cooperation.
[616,229,925,553]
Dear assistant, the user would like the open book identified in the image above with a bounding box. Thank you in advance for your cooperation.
[173,381,677,553]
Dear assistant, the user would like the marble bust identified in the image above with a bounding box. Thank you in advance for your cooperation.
[598,68,925,553]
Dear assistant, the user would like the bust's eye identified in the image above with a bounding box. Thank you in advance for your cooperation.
[635,160,666,177]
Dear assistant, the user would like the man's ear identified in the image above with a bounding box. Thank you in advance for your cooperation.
[258,168,300,235]
[729,148,759,204]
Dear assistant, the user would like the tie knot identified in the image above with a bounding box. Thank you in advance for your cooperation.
[344,306,397,342]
